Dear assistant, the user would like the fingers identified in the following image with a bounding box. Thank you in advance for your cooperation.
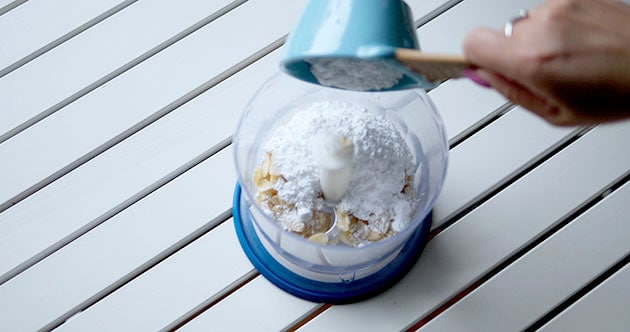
[462,18,573,125]
[463,27,517,78]
[463,68,491,88]
[473,69,582,126]
[462,0,630,126]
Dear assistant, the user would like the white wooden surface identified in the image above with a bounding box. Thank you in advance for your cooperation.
[0,0,234,138]
[421,182,630,331]
[540,264,630,332]
[0,0,132,74]
[0,0,628,331]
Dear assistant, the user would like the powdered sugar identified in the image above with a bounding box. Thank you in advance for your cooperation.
[308,58,403,91]
[258,100,416,246]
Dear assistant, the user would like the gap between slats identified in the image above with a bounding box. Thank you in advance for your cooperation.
[0,0,139,79]
[403,171,630,331]
[413,0,464,28]
[448,102,512,149]
[162,269,260,332]
[0,0,26,17]
[280,304,334,332]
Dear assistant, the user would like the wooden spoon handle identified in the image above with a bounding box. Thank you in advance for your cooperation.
[395,48,471,84]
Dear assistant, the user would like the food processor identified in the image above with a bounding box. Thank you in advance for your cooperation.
[231,0,449,303]
[232,75,448,303]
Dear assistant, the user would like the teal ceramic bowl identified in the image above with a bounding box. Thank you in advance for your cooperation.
[281,0,434,91]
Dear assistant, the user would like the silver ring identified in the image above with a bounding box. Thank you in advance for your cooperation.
[504,9,528,38]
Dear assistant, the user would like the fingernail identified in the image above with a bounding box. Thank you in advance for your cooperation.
[464,68,491,88]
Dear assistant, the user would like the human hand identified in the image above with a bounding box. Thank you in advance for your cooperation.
[463,0,630,126]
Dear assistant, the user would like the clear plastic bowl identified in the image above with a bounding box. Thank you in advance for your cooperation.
[233,72,448,286]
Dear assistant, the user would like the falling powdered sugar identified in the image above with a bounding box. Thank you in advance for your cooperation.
[256,100,417,246]
[307,58,404,91]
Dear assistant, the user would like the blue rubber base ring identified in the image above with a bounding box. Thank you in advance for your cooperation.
[233,183,432,304]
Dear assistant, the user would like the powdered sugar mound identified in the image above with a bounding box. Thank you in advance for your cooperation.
[308,58,403,91]
[262,100,416,241]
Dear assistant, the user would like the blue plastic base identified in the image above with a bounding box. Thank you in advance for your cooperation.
[233,183,432,304]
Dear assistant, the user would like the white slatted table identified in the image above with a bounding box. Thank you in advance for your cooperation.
[0,0,628,331]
